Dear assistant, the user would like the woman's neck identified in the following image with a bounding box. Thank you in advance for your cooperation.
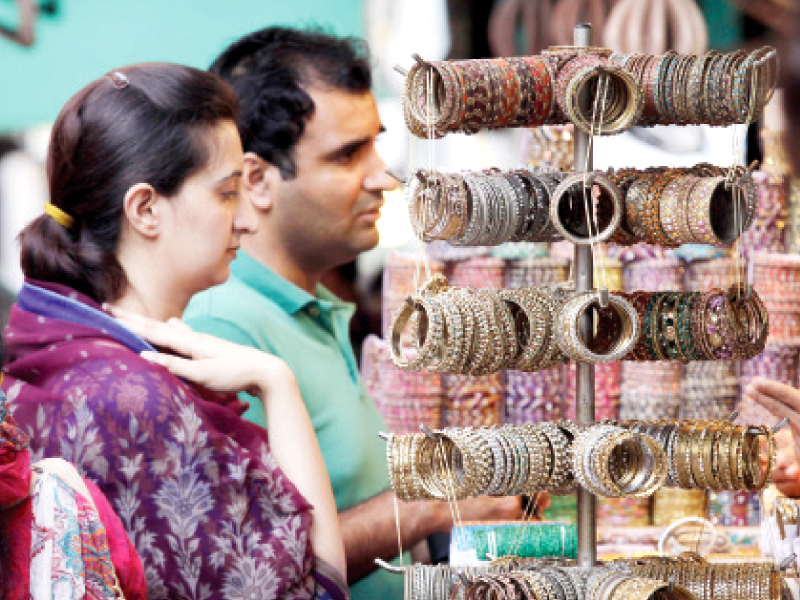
[113,282,187,322]
[115,242,190,321]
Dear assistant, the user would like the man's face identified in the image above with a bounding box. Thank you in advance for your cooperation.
[269,87,395,269]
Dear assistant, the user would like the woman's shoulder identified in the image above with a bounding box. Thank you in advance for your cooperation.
[6,335,194,422]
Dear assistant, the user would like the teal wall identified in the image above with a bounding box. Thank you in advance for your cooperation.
[698,0,743,51]
[0,0,364,132]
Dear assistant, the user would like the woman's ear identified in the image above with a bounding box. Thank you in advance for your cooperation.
[242,151,281,211]
[122,183,160,238]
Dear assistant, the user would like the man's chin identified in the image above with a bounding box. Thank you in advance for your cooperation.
[354,228,380,253]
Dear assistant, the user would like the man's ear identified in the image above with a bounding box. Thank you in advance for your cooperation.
[122,183,160,238]
[243,152,282,211]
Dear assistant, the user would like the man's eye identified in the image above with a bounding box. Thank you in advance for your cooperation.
[337,150,358,162]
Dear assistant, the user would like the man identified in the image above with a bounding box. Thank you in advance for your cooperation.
[184,27,525,599]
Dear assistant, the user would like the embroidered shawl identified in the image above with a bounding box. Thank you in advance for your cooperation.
[2,280,320,600]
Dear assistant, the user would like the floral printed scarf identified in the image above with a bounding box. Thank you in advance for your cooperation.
[30,468,120,600]
[2,280,335,600]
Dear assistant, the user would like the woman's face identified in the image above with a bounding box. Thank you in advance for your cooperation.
[161,120,255,297]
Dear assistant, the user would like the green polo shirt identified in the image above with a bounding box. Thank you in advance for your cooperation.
[184,251,404,600]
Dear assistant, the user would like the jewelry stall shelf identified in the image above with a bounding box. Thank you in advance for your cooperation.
[381,21,784,600]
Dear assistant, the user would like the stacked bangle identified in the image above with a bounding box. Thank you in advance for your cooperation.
[556,291,640,364]
[408,164,756,248]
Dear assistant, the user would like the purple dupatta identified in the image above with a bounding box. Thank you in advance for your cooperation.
[2,280,326,600]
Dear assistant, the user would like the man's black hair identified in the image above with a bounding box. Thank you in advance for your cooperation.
[210,26,372,178]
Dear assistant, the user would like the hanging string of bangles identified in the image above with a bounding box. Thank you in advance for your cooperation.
[389,274,768,374]
[399,555,784,600]
[381,37,786,600]
[403,46,778,137]
[385,419,775,501]
[408,164,757,247]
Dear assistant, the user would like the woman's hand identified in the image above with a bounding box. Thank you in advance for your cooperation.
[106,305,295,401]
[108,304,347,577]
[745,377,800,437]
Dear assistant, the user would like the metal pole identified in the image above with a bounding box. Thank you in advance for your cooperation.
[573,21,597,569]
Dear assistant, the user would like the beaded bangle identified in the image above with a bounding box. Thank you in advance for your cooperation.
[389,294,445,371]
[688,52,717,124]
[643,173,673,246]
[506,58,534,127]
[535,171,567,241]
[500,289,549,371]
[658,293,684,360]
[642,293,666,361]
[626,175,657,242]
[673,54,697,125]
[557,291,640,364]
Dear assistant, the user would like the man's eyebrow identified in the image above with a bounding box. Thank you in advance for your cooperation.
[325,125,386,160]
[215,170,243,185]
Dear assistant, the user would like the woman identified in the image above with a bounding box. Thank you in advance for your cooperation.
[1,63,346,599]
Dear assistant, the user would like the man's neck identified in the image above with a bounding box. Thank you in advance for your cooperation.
[242,237,321,295]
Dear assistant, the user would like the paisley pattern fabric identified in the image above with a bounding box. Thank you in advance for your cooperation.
[76,490,120,600]
[30,470,119,600]
[2,280,324,600]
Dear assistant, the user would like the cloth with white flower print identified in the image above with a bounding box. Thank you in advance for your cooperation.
[2,279,332,600]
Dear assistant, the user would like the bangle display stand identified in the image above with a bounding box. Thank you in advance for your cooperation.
[378,18,782,600]
[573,22,597,570]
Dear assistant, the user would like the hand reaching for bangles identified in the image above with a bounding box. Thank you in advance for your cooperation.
[745,377,800,498]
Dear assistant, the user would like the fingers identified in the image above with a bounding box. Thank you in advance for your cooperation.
[774,479,800,498]
[167,317,195,333]
[536,491,551,512]
[746,377,800,411]
[140,351,209,385]
[107,305,201,359]
[775,462,800,481]
[744,384,800,433]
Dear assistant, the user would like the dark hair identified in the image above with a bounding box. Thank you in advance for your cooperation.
[18,63,239,303]
[209,26,371,178]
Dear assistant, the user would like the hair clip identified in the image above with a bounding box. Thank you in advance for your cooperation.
[109,71,130,89]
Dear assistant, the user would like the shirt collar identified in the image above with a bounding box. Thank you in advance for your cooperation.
[231,251,354,317]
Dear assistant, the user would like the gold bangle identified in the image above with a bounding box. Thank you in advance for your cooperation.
[389,294,445,371]
[565,63,644,135]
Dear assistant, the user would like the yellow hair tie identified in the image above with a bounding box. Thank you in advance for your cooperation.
[44,202,76,229]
